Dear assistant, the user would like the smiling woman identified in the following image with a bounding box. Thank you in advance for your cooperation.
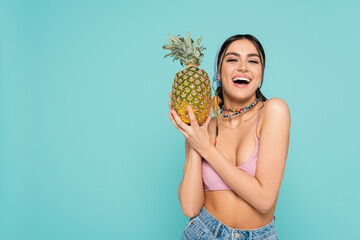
[169,34,290,240]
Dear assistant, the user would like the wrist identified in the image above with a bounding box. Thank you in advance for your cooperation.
[189,145,199,154]
[197,142,214,158]
[188,147,202,162]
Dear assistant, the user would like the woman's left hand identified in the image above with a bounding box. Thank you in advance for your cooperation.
[169,101,212,155]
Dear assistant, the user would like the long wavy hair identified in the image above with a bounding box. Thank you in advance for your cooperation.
[212,34,267,122]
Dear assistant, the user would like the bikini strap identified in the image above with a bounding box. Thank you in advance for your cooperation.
[254,100,267,138]
[255,110,261,128]
[214,119,218,147]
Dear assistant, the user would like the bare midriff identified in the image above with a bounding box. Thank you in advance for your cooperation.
[204,191,277,230]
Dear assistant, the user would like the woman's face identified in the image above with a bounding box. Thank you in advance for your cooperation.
[219,39,263,103]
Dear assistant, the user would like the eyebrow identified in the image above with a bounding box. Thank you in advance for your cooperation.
[224,52,260,58]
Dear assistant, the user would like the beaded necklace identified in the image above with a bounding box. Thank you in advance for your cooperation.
[220,98,260,118]
[214,98,260,147]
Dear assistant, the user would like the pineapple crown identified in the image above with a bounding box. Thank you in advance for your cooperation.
[163,32,206,67]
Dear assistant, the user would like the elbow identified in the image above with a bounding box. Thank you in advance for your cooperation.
[180,198,204,218]
[257,205,272,215]
[181,199,204,218]
[178,188,205,218]
[257,199,275,215]
[182,208,201,218]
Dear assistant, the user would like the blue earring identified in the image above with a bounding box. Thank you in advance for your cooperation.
[214,79,221,88]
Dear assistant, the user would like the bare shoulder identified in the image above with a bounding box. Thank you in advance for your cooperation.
[264,97,290,112]
[261,97,291,131]
[263,98,290,121]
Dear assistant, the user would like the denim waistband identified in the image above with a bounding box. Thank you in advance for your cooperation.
[197,206,276,240]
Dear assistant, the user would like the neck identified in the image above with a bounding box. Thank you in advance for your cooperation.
[220,97,261,126]
[223,96,258,111]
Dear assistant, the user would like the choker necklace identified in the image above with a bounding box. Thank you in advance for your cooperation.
[220,98,260,118]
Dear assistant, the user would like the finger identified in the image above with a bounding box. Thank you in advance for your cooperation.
[168,112,187,135]
[168,92,174,109]
[187,105,199,128]
[203,109,212,128]
[171,109,190,131]
[168,112,182,131]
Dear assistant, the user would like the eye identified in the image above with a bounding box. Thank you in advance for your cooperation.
[226,58,237,62]
[249,60,259,64]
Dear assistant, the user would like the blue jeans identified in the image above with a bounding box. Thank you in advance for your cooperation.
[181,206,279,240]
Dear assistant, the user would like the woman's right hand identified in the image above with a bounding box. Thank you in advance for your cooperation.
[168,93,201,156]
[168,95,212,156]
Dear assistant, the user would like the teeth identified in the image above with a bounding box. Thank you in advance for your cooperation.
[233,77,250,83]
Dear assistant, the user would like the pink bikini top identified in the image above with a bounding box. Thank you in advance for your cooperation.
[202,110,261,191]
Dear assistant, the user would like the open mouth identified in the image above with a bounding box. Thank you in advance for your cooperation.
[232,77,251,87]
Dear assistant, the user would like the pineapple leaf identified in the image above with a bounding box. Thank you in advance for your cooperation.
[178,35,185,43]
[178,56,187,61]
[199,46,206,51]
[163,44,173,50]
[194,37,202,49]
[180,44,187,52]
[186,32,191,47]
[168,34,177,42]
[163,53,173,58]
[186,47,192,54]
[164,33,205,66]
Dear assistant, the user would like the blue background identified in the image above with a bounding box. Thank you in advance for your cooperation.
[1,0,359,239]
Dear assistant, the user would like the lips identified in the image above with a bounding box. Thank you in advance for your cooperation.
[232,75,251,88]
[233,82,250,88]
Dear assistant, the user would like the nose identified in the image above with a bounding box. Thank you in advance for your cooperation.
[237,60,248,71]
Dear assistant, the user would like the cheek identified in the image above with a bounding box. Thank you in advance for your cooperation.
[252,68,263,81]
[221,65,232,74]
[251,65,262,73]
[221,66,236,79]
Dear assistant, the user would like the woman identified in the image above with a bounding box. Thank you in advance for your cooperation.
[169,34,291,240]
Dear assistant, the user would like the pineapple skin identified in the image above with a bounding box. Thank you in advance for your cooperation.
[171,65,211,125]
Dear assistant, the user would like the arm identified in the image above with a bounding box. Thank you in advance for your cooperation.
[168,96,208,218]
[198,98,291,214]
[178,140,205,218]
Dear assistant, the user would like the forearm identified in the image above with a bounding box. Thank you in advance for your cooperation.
[178,148,205,217]
[199,146,272,214]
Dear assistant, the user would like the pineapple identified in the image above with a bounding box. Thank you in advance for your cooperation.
[163,32,211,125]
